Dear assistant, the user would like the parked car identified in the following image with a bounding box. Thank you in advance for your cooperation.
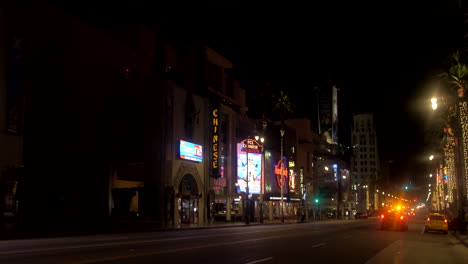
[355,212,368,219]
[424,213,448,234]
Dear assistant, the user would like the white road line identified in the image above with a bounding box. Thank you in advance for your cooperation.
[311,243,326,248]
[245,257,273,264]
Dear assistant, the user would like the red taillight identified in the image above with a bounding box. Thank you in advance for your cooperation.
[381,214,385,219]
[400,216,404,220]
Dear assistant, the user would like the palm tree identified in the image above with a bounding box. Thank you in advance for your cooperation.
[272,90,294,126]
[443,51,468,99]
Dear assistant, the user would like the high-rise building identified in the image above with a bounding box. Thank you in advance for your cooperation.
[351,113,380,213]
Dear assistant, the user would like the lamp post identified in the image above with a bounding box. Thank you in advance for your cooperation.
[280,126,285,223]
[245,137,250,225]
[256,136,265,223]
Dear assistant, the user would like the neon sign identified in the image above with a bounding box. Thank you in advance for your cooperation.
[274,160,288,189]
[289,169,296,192]
[212,108,220,177]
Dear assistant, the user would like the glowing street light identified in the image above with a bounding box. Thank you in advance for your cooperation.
[429,155,434,161]
[431,97,438,110]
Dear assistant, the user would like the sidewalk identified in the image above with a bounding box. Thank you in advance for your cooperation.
[452,231,468,247]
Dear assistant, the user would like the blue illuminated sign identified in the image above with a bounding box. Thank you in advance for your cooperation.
[179,140,203,162]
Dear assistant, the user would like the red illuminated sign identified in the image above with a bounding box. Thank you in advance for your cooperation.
[274,160,288,188]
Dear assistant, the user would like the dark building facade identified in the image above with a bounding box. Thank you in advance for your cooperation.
[0,1,169,231]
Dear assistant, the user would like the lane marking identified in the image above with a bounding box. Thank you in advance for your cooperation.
[245,257,273,264]
[63,234,295,264]
[311,243,326,248]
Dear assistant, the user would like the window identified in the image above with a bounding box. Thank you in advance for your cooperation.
[430,215,445,221]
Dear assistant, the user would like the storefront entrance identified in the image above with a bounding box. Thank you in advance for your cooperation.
[179,174,199,225]
[181,199,198,224]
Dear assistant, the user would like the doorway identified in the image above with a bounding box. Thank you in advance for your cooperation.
[181,199,198,224]
[178,174,199,225]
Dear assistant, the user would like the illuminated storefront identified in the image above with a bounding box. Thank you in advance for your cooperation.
[237,139,263,194]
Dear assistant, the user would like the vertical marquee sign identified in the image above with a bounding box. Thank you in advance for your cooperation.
[211,107,220,178]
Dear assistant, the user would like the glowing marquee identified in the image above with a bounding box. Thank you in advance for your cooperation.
[211,108,220,177]
[274,160,288,189]
[237,139,263,194]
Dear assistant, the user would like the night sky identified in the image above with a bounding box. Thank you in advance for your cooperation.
[51,0,464,188]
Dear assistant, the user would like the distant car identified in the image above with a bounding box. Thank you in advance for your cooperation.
[379,211,408,231]
[424,213,448,234]
[355,212,368,219]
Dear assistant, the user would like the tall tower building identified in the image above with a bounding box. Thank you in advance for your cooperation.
[351,113,380,213]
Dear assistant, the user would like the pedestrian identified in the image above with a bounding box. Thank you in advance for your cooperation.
[459,209,467,235]
[451,216,459,234]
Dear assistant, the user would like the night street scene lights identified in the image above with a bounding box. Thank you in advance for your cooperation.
[427,89,467,232]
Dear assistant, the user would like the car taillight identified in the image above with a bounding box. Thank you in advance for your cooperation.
[381,214,385,219]
[400,216,404,220]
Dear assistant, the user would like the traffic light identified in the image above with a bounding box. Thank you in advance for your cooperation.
[314,198,319,204]
[405,186,408,190]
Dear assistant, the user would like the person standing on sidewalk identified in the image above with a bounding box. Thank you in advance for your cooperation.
[459,209,467,235]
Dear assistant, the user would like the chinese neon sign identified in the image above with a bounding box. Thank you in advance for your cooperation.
[212,108,220,177]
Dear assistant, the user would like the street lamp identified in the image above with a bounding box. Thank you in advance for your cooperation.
[258,136,265,224]
[280,126,285,223]
[431,97,438,110]
[245,137,251,225]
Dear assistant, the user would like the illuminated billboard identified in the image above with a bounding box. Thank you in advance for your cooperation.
[237,140,263,194]
[179,140,203,162]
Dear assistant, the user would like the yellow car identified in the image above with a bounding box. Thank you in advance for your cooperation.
[424,213,448,234]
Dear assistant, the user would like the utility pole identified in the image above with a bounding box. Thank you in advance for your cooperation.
[245,138,250,225]
[337,165,342,219]
[280,127,285,223]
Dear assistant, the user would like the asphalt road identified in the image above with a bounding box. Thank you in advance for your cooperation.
[0,212,466,264]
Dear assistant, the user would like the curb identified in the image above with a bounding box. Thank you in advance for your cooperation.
[452,232,468,248]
